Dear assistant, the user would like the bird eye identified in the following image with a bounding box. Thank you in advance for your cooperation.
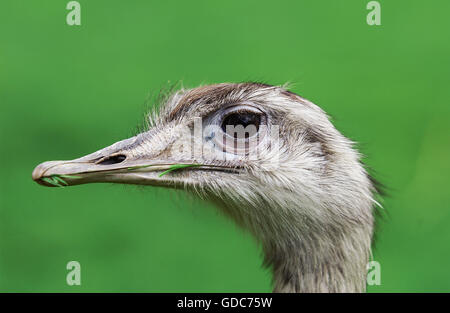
[208,105,267,156]
[221,111,262,134]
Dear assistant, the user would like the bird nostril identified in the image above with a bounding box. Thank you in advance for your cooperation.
[97,154,127,165]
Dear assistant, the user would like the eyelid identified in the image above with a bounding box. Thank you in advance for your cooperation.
[218,105,266,128]
[223,109,262,118]
[219,105,267,129]
[202,103,267,135]
[222,104,264,116]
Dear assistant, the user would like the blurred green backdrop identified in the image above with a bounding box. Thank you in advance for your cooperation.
[1,0,449,292]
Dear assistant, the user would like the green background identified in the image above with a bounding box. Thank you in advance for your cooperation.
[1,0,449,292]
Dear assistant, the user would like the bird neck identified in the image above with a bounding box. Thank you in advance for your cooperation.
[208,194,373,293]
[264,224,372,293]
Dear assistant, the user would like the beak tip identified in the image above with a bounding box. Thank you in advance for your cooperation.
[32,161,63,182]
[32,163,45,181]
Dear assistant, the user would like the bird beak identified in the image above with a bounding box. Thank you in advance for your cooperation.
[31,134,197,188]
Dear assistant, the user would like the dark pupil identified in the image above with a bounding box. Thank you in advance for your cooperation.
[221,113,261,133]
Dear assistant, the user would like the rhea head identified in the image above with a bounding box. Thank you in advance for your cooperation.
[32,83,378,292]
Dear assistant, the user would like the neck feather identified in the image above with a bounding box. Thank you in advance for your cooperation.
[265,224,372,293]
[208,192,374,293]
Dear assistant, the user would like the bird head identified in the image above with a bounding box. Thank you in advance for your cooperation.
[32,83,377,273]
